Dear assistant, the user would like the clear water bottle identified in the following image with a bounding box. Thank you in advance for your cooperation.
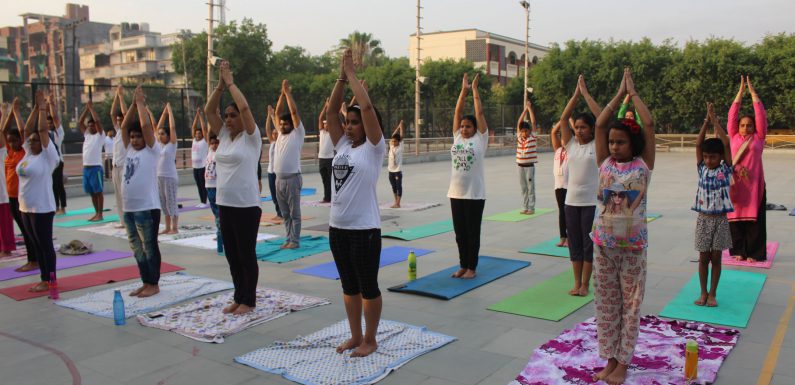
[113,290,126,325]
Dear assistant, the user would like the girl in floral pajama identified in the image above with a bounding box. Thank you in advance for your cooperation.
[591,68,656,385]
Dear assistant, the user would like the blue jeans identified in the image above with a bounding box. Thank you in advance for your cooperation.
[123,209,162,284]
[207,188,223,253]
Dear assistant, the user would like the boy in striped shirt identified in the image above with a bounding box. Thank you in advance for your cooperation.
[516,101,538,214]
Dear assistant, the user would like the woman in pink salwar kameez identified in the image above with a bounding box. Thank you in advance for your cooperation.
[727,75,767,262]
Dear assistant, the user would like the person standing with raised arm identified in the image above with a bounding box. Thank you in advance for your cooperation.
[326,48,386,357]
[5,99,37,272]
[515,99,538,215]
[387,119,404,208]
[155,103,179,234]
[273,79,305,249]
[264,104,282,220]
[17,90,60,292]
[44,91,67,215]
[550,120,569,247]
[190,107,209,207]
[120,86,162,298]
[449,72,489,280]
[318,98,334,203]
[0,103,15,258]
[559,75,601,297]
[79,100,105,221]
[727,76,768,263]
[110,86,128,228]
[205,60,261,315]
[202,107,223,254]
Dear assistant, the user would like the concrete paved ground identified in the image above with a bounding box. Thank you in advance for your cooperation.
[1,151,793,385]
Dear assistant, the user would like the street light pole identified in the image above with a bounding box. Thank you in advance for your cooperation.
[414,0,422,155]
[520,1,530,106]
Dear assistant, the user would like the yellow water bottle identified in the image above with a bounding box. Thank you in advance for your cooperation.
[684,339,698,381]
[407,250,417,281]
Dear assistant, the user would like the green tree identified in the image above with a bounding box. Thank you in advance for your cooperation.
[337,31,385,70]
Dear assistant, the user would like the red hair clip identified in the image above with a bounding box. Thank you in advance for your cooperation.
[622,118,641,134]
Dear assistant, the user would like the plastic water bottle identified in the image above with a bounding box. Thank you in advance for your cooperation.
[48,272,59,300]
[684,339,698,381]
[408,250,417,281]
[113,290,126,325]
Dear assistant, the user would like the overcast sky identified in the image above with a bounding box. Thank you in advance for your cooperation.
[2,0,792,56]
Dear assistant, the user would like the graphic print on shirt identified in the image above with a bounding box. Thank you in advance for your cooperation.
[333,154,354,193]
[124,157,140,185]
[16,161,29,177]
[451,142,476,171]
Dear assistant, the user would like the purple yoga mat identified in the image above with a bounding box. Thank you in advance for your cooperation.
[0,249,132,281]
[178,205,209,214]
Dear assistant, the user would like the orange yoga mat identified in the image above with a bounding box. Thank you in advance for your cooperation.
[0,262,184,301]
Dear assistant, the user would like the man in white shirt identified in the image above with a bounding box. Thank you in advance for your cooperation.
[78,101,106,222]
[44,93,67,215]
[110,86,128,228]
[104,129,115,180]
[272,80,305,249]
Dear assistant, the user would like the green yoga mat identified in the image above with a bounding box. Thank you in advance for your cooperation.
[488,270,593,321]
[55,214,121,228]
[484,208,554,222]
[659,270,765,328]
[646,213,662,223]
[55,207,111,218]
[255,235,330,263]
[520,238,569,258]
[382,220,454,241]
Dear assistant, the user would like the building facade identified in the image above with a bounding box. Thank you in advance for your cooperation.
[409,29,548,84]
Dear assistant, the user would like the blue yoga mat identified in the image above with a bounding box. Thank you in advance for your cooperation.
[255,235,330,263]
[293,246,435,280]
[261,188,316,202]
[387,256,530,300]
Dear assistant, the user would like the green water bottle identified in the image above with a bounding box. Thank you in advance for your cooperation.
[408,250,417,281]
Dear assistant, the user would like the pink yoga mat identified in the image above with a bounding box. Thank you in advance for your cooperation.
[0,262,184,301]
[0,249,132,281]
[721,241,779,269]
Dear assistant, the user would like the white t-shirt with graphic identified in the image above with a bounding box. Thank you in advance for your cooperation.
[204,149,217,188]
[330,136,386,229]
[564,139,598,206]
[274,122,305,176]
[51,125,64,162]
[112,127,126,167]
[447,130,488,200]
[157,142,178,179]
[267,142,276,174]
[388,143,402,173]
[318,129,334,159]
[191,138,209,169]
[216,125,262,208]
[83,131,105,166]
[122,143,161,212]
[18,141,59,213]
[553,146,569,189]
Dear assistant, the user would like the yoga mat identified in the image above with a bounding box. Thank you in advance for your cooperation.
[520,237,569,258]
[304,215,399,233]
[484,208,554,222]
[235,319,456,385]
[0,262,184,301]
[259,214,314,225]
[646,213,663,223]
[55,207,110,218]
[261,188,316,202]
[55,214,121,228]
[294,246,435,280]
[166,233,278,250]
[510,315,739,385]
[178,204,209,214]
[388,256,530,300]
[382,219,454,241]
[0,249,28,263]
[379,202,442,212]
[256,235,330,263]
[0,249,132,282]
[138,288,330,343]
[79,223,216,241]
[300,200,331,207]
[790,208,795,216]
[721,241,779,269]
[659,269,766,328]
[488,270,593,321]
[56,273,233,318]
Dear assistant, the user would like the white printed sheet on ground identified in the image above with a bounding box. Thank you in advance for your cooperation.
[235,319,456,385]
[165,233,278,250]
[138,288,330,343]
[55,273,234,318]
[78,223,216,242]
[300,200,331,208]
[378,202,442,212]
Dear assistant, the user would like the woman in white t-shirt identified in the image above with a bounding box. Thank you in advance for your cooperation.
[550,121,570,247]
[156,103,179,234]
[191,108,209,206]
[559,75,602,297]
[264,105,282,219]
[17,91,60,292]
[325,49,386,358]
[120,86,163,298]
[388,120,404,208]
[205,60,262,316]
[449,73,489,280]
